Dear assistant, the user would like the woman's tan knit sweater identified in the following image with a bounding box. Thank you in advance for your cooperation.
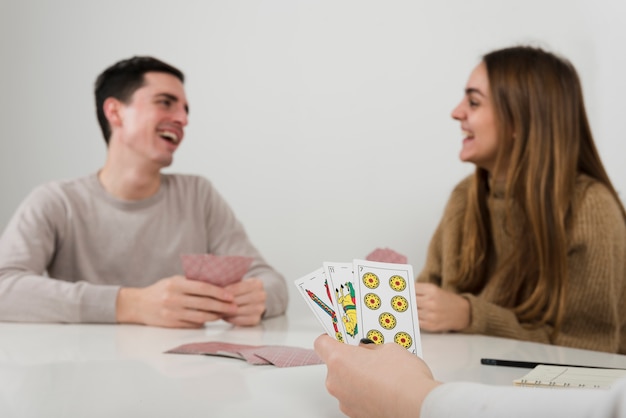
[417,174,626,353]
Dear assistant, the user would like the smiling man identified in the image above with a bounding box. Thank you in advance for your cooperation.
[0,56,288,327]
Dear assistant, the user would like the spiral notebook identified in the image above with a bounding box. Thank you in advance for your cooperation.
[514,365,626,389]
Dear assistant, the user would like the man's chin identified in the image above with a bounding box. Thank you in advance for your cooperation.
[155,156,174,169]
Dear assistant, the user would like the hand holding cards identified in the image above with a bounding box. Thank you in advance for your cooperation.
[179,253,266,326]
[295,257,422,356]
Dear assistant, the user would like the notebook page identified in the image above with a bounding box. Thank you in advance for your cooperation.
[514,365,626,389]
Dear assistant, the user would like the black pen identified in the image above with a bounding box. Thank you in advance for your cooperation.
[480,358,626,370]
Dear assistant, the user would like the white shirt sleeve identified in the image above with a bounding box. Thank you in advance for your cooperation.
[421,378,626,418]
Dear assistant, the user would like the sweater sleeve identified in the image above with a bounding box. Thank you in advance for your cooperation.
[200,179,288,318]
[0,184,119,323]
[421,378,626,418]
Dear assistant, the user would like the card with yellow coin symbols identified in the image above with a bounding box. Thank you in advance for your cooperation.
[353,259,422,356]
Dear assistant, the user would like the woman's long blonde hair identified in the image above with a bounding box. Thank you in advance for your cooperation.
[454,46,625,338]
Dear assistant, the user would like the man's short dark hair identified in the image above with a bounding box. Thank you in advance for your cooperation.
[94,56,185,144]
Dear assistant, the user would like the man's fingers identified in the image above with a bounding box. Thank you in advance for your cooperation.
[177,276,235,302]
[153,307,220,328]
[180,308,223,325]
[231,287,266,307]
[223,313,260,327]
[180,294,238,315]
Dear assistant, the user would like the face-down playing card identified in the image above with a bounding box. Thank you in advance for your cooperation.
[294,267,346,343]
[252,346,324,368]
[353,259,422,356]
[181,254,253,287]
[165,342,322,367]
[365,247,408,264]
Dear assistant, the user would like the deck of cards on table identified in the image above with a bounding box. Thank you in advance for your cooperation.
[295,253,422,357]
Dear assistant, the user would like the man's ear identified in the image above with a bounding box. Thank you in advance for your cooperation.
[103,97,123,128]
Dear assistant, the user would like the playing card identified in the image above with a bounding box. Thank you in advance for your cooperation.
[253,346,323,368]
[365,247,408,264]
[294,268,345,343]
[181,254,253,286]
[165,341,321,367]
[166,341,271,364]
[353,259,422,356]
[231,347,272,365]
[165,341,258,356]
[323,262,361,345]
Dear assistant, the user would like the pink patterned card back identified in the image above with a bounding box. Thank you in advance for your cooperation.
[166,341,258,356]
[165,341,321,367]
[252,346,323,368]
[365,247,408,264]
[233,347,272,365]
[181,254,254,286]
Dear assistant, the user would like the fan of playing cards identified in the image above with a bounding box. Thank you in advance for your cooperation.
[294,248,422,357]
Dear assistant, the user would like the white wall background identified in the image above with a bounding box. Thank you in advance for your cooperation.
[1,0,624,317]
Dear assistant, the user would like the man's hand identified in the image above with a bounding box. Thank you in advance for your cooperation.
[115,275,238,328]
[222,277,267,326]
[414,282,470,332]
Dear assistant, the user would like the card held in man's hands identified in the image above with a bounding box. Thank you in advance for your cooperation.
[295,249,422,357]
[181,254,253,287]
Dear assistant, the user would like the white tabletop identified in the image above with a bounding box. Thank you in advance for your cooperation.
[1,314,625,418]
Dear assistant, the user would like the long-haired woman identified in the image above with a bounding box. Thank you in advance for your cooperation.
[415,45,626,353]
